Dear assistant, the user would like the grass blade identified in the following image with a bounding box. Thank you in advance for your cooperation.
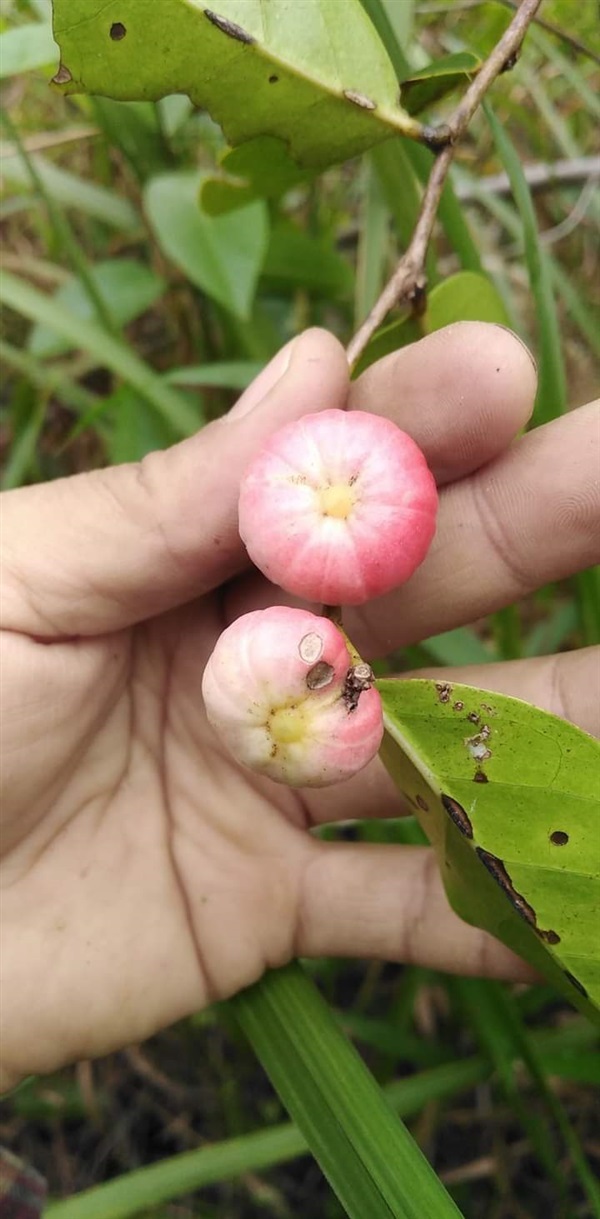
[1,271,199,436]
[42,1017,597,1219]
[231,963,463,1219]
[484,102,567,423]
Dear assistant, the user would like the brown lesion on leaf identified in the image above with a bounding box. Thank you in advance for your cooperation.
[205,10,255,44]
[453,700,464,711]
[441,794,473,839]
[563,969,588,998]
[467,711,480,724]
[465,724,492,764]
[343,89,377,110]
[473,770,489,784]
[416,794,429,812]
[110,22,127,40]
[475,848,560,945]
[435,681,452,704]
[550,830,569,846]
[52,64,72,84]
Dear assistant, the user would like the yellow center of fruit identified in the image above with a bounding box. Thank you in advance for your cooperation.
[319,484,355,520]
[269,706,307,745]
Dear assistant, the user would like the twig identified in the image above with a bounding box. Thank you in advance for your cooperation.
[454,155,600,200]
[346,0,543,369]
[415,0,600,67]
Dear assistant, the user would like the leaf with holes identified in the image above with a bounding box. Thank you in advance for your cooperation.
[51,0,428,182]
[377,679,600,1025]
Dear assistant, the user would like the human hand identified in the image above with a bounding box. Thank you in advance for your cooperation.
[1,324,598,1090]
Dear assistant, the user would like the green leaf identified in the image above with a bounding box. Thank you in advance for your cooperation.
[231,964,463,1219]
[28,260,165,358]
[423,270,510,331]
[143,170,268,320]
[51,0,424,169]
[378,678,600,1024]
[400,52,481,117]
[261,222,353,298]
[0,270,198,436]
[0,22,58,78]
[0,150,139,230]
[355,155,389,323]
[164,361,262,390]
[201,136,311,214]
[484,102,567,423]
[351,314,421,378]
[103,384,189,463]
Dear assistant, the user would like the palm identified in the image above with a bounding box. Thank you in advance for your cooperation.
[1,597,312,1081]
[3,326,597,1090]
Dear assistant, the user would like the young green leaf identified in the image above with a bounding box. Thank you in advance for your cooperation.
[0,22,58,78]
[423,270,510,331]
[144,170,268,320]
[378,678,600,1024]
[28,260,165,358]
[399,52,481,117]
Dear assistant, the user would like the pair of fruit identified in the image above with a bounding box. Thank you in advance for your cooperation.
[202,409,438,788]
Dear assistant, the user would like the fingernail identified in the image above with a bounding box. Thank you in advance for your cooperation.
[493,324,537,375]
[226,336,299,422]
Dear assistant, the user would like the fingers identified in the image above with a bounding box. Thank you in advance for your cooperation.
[302,647,599,827]
[348,402,600,656]
[1,330,349,637]
[297,843,536,982]
[350,322,537,485]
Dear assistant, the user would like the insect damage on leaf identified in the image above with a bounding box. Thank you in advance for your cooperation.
[563,969,589,998]
[343,90,376,110]
[204,9,255,44]
[476,848,560,944]
[441,794,473,839]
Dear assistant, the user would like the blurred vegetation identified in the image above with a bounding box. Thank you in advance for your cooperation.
[1,0,599,1216]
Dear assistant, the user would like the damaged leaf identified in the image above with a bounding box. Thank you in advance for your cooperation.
[378,678,600,1025]
[51,0,425,169]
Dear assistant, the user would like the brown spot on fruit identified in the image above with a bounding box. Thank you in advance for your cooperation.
[110,21,127,40]
[453,700,464,711]
[467,711,480,724]
[306,661,334,691]
[205,10,255,43]
[435,682,452,704]
[550,830,569,846]
[441,794,473,839]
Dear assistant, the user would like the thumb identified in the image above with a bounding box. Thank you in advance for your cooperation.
[2,329,348,638]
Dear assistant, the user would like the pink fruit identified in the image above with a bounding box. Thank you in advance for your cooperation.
[202,606,383,788]
[238,409,438,606]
